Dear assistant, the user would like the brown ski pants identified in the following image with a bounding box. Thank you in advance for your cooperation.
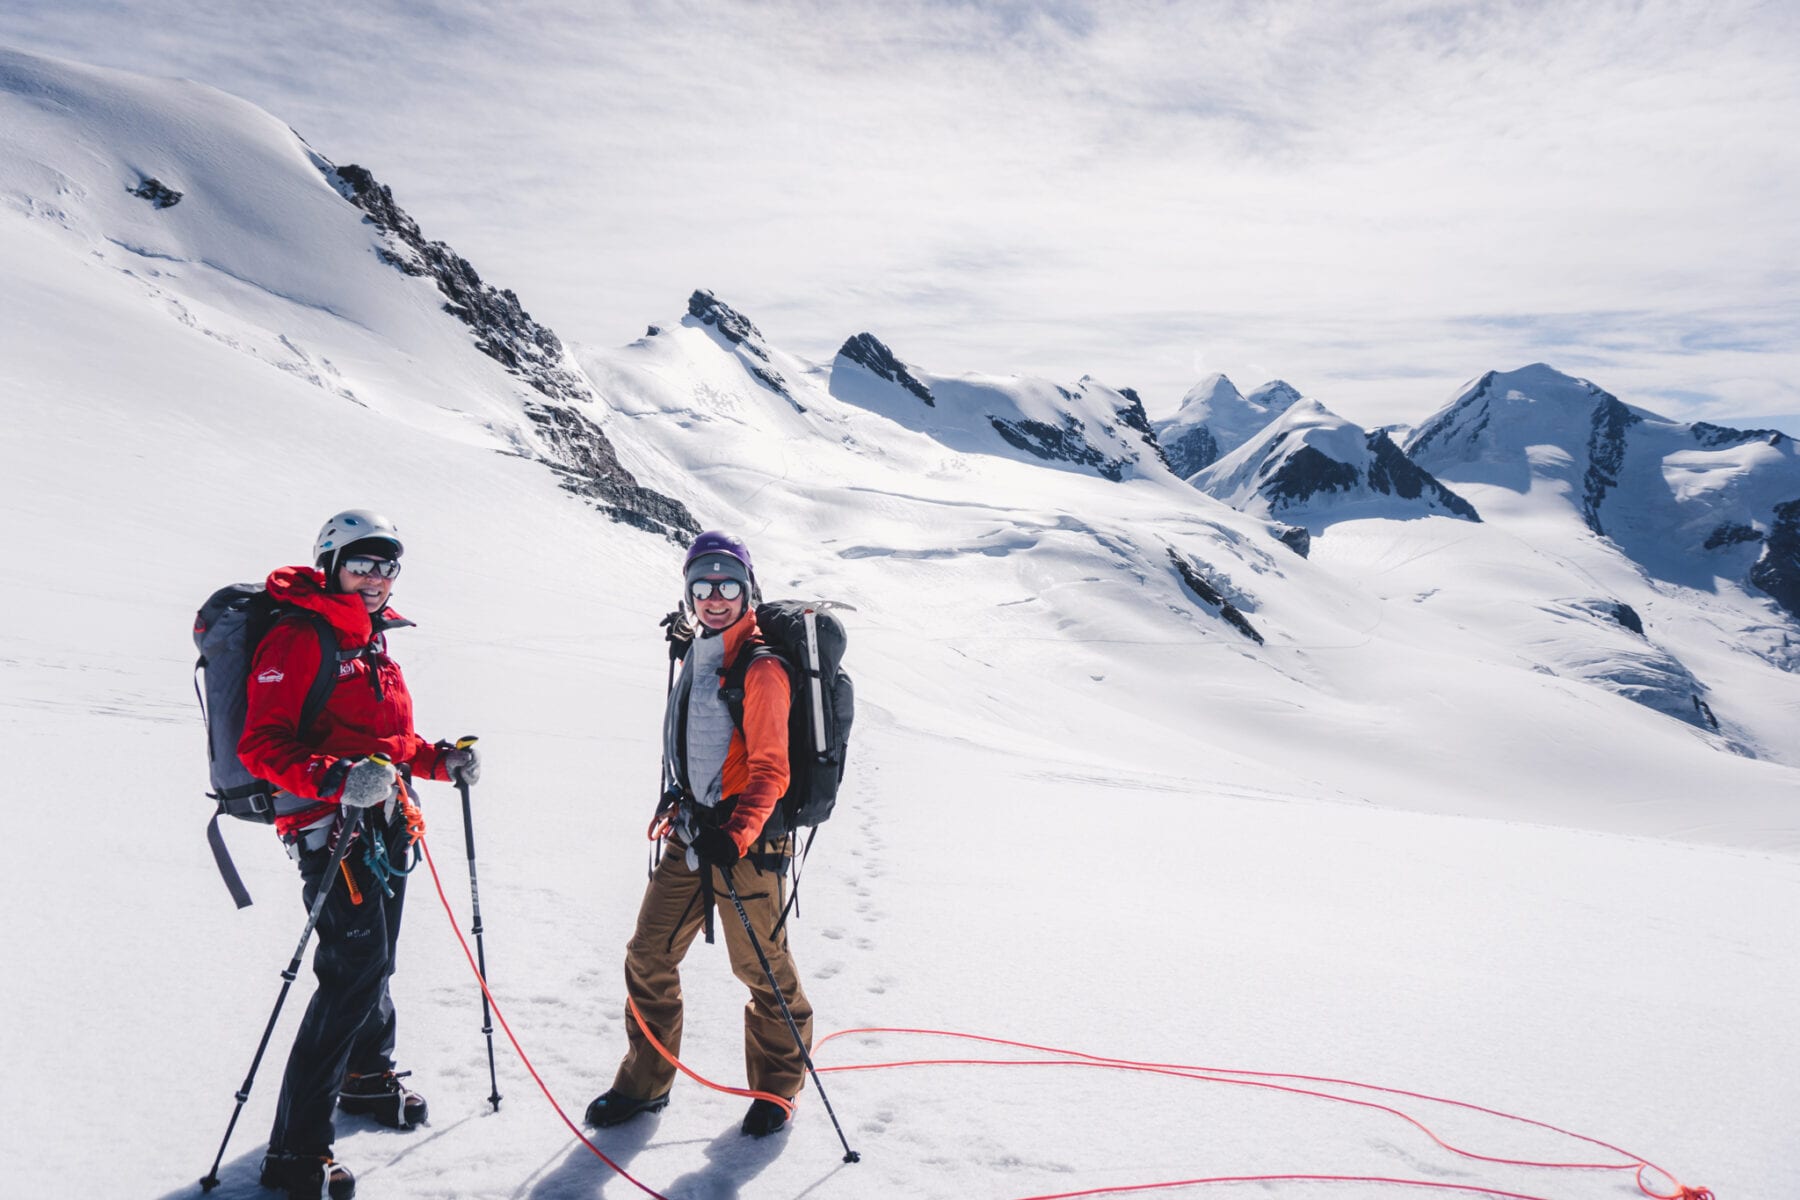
[613,840,813,1100]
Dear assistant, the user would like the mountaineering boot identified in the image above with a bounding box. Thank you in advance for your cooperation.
[339,1069,428,1129]
[741,1097,790,1138]
[584,1087,671,1128]
[259,1151,355,1200]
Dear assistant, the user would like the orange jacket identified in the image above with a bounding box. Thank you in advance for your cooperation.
[708,612,792,853]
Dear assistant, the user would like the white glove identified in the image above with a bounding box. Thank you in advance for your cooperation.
[444,746,481,786]
[338,757,400,809]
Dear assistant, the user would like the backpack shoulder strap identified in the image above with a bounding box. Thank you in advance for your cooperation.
[719,640,788,733]
[276,608,347,733]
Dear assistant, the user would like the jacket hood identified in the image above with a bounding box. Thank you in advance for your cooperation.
[266,565,411,646]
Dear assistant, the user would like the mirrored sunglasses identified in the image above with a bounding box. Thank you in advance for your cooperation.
[343,555,402,580]
[689,577,744,601]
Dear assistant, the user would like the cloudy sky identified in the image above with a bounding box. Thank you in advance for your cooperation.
[4,0,1797,428]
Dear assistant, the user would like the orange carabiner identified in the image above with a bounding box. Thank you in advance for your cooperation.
[647,810,673,842]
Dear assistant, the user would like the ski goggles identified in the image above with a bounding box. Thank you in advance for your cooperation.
[343,555,402,580]
[689,578,744,601]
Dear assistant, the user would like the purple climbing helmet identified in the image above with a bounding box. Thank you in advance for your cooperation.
[683,531,756,602]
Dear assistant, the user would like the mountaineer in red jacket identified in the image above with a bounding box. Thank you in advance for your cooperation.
[242,509,478,1200]
[585,531,813,1139]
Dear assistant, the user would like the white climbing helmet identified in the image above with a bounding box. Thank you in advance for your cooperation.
[313,509,404,570]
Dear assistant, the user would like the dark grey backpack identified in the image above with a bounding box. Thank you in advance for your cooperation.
[192,583,346,907]
[720,600,855,835]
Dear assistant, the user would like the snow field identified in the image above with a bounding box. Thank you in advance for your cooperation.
[2,44,1797,1200]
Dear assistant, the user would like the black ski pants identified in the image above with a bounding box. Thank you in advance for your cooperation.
[268,815,409,1157]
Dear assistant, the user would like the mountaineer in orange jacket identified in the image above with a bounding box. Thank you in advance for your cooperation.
[585,530,812,1140]
[240,509,478,1200]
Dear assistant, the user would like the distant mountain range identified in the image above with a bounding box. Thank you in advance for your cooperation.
[6,42,1799,771]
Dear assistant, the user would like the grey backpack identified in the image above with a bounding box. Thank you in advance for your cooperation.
[193,583,348,906]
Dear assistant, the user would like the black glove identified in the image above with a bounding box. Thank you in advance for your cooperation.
[690,826,741,869]
[661,609,694,662]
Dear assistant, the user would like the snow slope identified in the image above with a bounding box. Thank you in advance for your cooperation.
[2,47,1797,1200]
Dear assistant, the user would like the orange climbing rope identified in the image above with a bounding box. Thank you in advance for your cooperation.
[420,837,1713,1200]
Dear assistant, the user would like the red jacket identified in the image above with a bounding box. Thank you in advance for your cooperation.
[713,612,792,853]
[237,566,450,837]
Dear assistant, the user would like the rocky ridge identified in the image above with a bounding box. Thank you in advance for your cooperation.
[331,163,696,540]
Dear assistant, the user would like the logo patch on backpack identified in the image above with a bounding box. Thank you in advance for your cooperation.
[256,668,285,684]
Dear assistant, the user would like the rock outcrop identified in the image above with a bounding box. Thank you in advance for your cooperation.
[839,333,934,406]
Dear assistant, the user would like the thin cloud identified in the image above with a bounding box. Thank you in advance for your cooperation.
[0,0,1795,428]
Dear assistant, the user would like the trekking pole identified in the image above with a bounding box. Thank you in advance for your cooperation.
[200,802,367,1191]
[650,618,685,876]
[453,735,502,1112]
[719,870,861,1163]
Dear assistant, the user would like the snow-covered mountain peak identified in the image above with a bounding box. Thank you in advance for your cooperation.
[1405,364,1665,476]
[1194,396,1479,525]
[1407,362,1800,620]
[1154,372,1305,476]
[1246,379,1304,411]
[1185,371,1245,410]
[678,287,804,407]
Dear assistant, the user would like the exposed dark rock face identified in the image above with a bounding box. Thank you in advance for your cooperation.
[839,333,934,406]
[1705,522,1763,550]
[1164,425,1221,477]
[1208,413,1477,522]
[1749,498,1800,620]
[1611,602,1645,635]
[687,289,794,404]
[1274,523,1311,557]
[1258,443,1358,500]
[327,162,696,540]
[1365,432,1481,519]
[1693,421,1787,449]
[688,288,762,349]
[1581,392,1641,535]
[523,403,700,539]
[130,177,182,208]
[1407,370,1495,458]
[1167,548,1263,644]
[989,414,1131,481]
[1114,387,1170,470]
[333,163,587,404]
[1692,695,1720,730]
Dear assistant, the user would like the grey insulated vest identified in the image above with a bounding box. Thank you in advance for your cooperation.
[666,628,735,817]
